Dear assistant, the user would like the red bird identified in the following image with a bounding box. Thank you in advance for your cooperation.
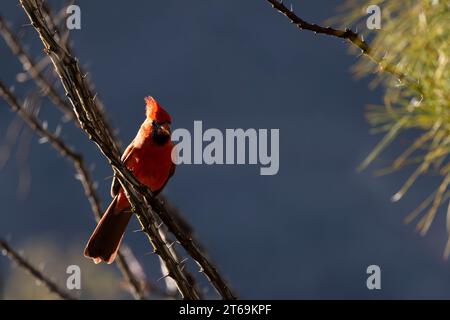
[84,96,175,264]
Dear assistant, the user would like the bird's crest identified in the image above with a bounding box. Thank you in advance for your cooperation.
[145,96,172,123]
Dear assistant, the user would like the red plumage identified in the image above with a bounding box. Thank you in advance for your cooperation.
[84,97,175,264]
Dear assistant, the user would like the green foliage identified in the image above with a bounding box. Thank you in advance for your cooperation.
[338,0,450,254]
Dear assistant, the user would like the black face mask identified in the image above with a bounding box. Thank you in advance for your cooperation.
[152,120,171,146]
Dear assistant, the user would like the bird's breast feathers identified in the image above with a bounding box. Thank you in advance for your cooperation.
[127,132,174,192]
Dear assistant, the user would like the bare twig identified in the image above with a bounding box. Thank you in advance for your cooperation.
[0,81,150,300]
[0,113,26,170]
[19,0,234,300]
[20,0,234,299]
[0,4,152,299]
[40,0,71,41]
[0,16,75,120]
[0,238,76,300]
[39,0,195,298]
[0,93,40,199]
[114,250,151,299]
[264,0,422,93]
[16,55,51,83]
[0,9,179,300]
[148,191,236,299]
[19,0,200,299]
[39,1,122,153]
[158,194,194,238]
[0,81,101,214]
[156,225,203,298]
[42,0,220,298]
[267,0,370,51]
[118,245,177,299]
[116,177,201,299]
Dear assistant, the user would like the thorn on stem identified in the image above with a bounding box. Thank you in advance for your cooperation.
[157,274,170,282]
[167,241,176,249]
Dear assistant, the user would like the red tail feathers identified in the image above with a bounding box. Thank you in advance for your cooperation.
[84,194,132,264]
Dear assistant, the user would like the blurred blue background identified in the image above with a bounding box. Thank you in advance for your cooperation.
[1,0,449,299]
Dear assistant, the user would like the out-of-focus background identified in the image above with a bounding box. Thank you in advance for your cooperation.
[1,0,449,299]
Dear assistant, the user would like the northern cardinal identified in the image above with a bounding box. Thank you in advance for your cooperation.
[84,96,175,264]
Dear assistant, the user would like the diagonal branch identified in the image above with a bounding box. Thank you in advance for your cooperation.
[19,0,234,299]
[19,0,200,299]
[264,0,422,94]
[0,81,150,300]
[0,238,76,300]
[41,0,217,299]
[38,2,122,154]
[0,16,75,120]
[0,5,152,299]
[0,3,154,299]
[151,194,236,299]
[118,244,178,299]
[267,0,371,52]
[2,2,198,299]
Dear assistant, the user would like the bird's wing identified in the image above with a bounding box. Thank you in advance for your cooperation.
[153,162,176,196]
[110,142,136,197]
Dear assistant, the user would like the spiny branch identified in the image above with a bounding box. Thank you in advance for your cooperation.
[40,0,214,299]
[1,4,195,298]
[118,245,178,299]
[116,176,201,299]
[19,0,202,299]
[151,193,236,299]
[0,238,76,300]
[268,0,370,52]
[20,0,235,300]
[38,1,122,154]
[0,81,150,300]
[0,16,75,120]
[0,5,155,299]
[265,0,422,93]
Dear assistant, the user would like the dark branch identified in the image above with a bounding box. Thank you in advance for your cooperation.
[41,0,217,299]
[0,81,149,300]
[0,238,76,300]
[264,0,422,93]
[19,0,235,299]
[19,0,201,299]
[0,16,75,120]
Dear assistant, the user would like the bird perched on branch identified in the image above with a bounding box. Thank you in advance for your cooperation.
[84,96,175,264]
